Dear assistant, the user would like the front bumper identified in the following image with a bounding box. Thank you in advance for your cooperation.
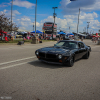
[37,56,69,65]
[40,59,63,65]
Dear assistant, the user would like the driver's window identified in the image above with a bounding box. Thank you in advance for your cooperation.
[81,43,84,48]
[78,43,81,48]
[78,42,84,48]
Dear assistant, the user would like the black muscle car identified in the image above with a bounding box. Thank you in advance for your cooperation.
[35,40,91,67]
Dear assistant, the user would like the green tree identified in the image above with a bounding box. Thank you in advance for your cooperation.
[0,14,18,40]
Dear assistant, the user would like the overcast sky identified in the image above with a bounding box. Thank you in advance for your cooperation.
[0,0,100,33]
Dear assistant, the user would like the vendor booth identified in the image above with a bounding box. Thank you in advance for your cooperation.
[0,29,7,41]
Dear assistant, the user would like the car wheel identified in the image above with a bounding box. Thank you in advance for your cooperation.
[83,51,90,59]
[68,56,74,67]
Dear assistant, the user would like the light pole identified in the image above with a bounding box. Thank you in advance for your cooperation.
[52,7,57,24]
[70,0,80,39]
[35,0,37,37]
[87,22,90,34]
[77,8,80,39]
[69,26,70,33]
[52,7,57,39]
[11,0,13,33]
[33,22,34,31]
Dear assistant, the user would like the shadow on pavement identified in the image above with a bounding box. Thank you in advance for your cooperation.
[28,60,69,69]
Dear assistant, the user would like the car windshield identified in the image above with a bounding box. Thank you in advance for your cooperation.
[65,36,69,38]
[55,41,78,49]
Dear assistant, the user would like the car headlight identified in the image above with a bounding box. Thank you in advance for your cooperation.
[58,54,62,59]
[36,51,39,55]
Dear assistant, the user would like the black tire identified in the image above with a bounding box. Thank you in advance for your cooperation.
[83,51,90,59]
[68,56,74,67]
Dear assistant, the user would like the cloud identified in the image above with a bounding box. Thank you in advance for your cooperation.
[0,9,21,17]
[17,16,32,27]
[0,3,10,7]
[13,0,35,8]
[64,12,98,21]
[60,0,100,15]
[16,15,44,31]
[41,16,76,30]
[40,11,100,33]
[17,17,31,21]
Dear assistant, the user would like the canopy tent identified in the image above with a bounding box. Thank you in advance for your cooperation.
[0,29,7,34]
[92,33,100,38]
[66,33,74,36]
[22,31,27,34]
[92,35,100,37]
[57,31,65,35]
[30,30,42,34]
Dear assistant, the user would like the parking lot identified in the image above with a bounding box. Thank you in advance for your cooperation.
[0,39,100,100]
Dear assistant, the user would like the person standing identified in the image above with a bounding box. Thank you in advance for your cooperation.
[81,36,83,41]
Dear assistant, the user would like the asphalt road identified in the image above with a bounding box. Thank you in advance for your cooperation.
[0,40,100,100]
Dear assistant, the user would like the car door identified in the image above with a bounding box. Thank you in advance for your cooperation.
[78,42,86,58]
[72,42,80,60]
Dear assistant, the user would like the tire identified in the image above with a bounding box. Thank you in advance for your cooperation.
[68,56,74,67]
[83,51,90,59]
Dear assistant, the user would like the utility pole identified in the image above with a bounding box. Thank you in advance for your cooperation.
[33,22,34,31]
[33,24,34,31]
[11,0,13,34]
[77,8,80,39]
[84,27,86,33]
[69,26,70,33]
[87,22,90,34]
[52,7,57,39]
[35,0,37,37]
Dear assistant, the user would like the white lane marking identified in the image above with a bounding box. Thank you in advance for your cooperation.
[0,61,33,70]
[0,60,37,70]
[0,56,36,66]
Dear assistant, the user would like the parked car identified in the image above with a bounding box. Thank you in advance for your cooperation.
[63,36,70,40]
[16,32,23,38]
[35,40,91,67]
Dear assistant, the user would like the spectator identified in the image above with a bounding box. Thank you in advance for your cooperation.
[81,36,83,41]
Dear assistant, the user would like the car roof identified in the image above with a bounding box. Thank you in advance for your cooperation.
[59,40,83,43]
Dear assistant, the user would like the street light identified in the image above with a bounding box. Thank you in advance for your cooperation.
[87,22,90,34]
[35,0,37,37]
[52,7,57,39]
[52,7,57,24]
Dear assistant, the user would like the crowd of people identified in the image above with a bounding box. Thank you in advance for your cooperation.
[56,34,85,42]
[1,31,100,44]
[92,37,100,43]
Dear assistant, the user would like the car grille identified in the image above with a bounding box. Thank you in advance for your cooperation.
[39,52,57,59]
[39,52,45,57]
[46,54,56,59]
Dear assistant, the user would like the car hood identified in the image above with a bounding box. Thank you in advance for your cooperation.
[38,46,70,54]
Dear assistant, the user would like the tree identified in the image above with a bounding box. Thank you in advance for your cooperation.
[0,14,18,40]
[0,14,18,32]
